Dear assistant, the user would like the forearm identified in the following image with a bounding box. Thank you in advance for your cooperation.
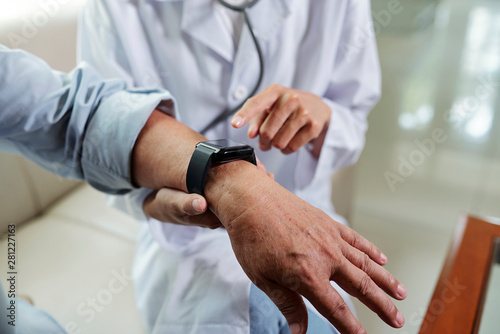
[132,109,269,225]
[132,109,206,191]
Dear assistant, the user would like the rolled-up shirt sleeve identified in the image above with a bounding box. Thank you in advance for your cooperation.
[0,46,175,194]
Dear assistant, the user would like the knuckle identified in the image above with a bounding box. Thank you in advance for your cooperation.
[353,323,366,334]
[352,232,363,249]
[183,200,197,215]
[269,83,282,91]
[387,275,397,289]
[260,129,273,141]
[276,105,290,118]
[300,108,310,118]
[360,253,372,272]
[294,261,317,289]
[356,274,373,298]
[287,142,300,153]
[245,96,259,110]
[371,244,381,258]
[329,300,349,320]
[298,114,310,124]
[310,120,321,134]
[289,93,301,103]
[387,300,398,318]
[272,139,286,150]
[172,199,189,216]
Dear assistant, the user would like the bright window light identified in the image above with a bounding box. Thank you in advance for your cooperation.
[0,0,87,26]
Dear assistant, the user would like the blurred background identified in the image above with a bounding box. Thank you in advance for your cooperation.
[0,0,499,333]
[351,0,500,332]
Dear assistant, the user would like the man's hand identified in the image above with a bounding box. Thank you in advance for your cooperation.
[132,110,406,333]
[231,84,331,157]
[206,162,406,334]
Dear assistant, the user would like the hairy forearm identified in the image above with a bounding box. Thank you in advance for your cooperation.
[132,109,206,191]
[132,110,264,197]
[132,110,406,334]
[133,109,270,227]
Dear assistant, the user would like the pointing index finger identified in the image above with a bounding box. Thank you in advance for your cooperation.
[231,84,284,128]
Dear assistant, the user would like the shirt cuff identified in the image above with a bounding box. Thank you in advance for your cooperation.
[81,89,176,194]
[321,97,367,167]
[293,97,367,191]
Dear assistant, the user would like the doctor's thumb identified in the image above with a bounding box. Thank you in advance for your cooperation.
[261,283,308,334]
[152,188,208,216]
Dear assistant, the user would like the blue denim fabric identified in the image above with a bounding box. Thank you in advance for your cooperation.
[1,282,65,334]
[249,284,339,334]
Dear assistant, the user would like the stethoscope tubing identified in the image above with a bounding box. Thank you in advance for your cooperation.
[200,0,264,135]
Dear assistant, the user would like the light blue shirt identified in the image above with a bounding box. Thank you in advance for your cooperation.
[0,45,174,194]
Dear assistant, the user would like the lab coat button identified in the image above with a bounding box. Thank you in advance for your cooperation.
[233,85,248,100]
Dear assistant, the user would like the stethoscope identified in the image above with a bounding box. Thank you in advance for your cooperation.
[200,0,264,134]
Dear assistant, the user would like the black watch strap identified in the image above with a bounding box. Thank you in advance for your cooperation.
[245,152,257,165]
[186,145,215,195]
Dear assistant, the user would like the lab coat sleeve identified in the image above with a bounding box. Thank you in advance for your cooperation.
[0,45,174,194]
[77,0,138,88]
[294,0,381,191]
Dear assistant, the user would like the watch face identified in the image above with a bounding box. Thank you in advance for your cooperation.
[201,139,247,149]
[198,139,254,162]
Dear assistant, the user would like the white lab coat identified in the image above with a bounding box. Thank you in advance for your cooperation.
[78,0,380,333]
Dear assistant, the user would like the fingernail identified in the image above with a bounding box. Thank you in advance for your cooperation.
[396,311,405,327]
[380,253,388,264]
[232,116,244,127]
[397,284,407,299]
[289,323,301,334]
[192,199,203,213]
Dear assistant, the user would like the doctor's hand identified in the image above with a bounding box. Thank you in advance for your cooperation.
[143,188,223,229]
[231,84,331,158]
[206,162,406,334]
[142,158,272,229]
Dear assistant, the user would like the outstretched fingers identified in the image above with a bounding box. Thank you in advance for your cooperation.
[298,279,367,334]
[343,245,407,301]
[332,259,405,329]
[339,226,388,265]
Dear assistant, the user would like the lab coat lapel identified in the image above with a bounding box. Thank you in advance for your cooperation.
[181,0,234,62]
[230,0,290,91]
[247,0,290,42]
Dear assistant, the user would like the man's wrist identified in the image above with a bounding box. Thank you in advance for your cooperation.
[204,160,265,230]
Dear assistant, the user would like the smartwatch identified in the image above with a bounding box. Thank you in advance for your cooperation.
[186,139,257,195]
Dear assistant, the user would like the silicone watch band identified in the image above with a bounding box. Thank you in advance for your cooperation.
[186,145,215,195]
[186,144,257,196]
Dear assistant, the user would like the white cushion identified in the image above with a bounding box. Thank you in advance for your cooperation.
[0,185,145,333]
